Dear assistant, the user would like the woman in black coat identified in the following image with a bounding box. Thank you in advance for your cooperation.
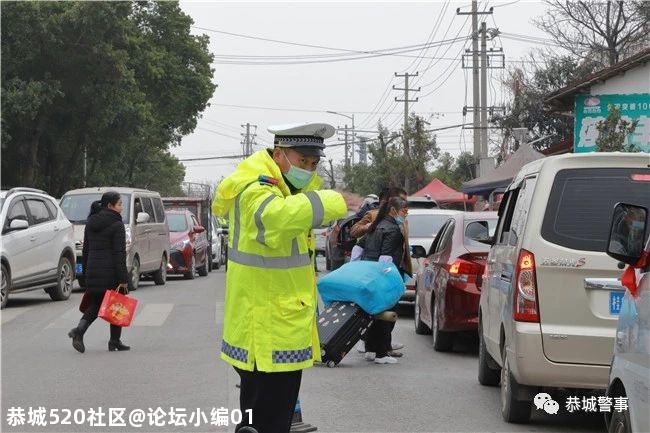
[68,191,130,353]
[358,196,409,364]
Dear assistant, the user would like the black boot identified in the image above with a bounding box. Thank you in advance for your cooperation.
[68,319,90,353]
[108,325,130,351]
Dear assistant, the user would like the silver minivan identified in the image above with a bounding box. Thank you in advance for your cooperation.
[60,187,170,290]
[477,153,650,423]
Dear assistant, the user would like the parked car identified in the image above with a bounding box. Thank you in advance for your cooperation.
[211,215,228,270]
[314,226,328,257]
[604,203,649,433]
[60,187,170,290]
[1,188,76,308]
[403,208,462,302]
[476,152,650,423]
[163,195,214,271]
[413,211,498,351]
[324,211,355,271]
[166,210,209,279]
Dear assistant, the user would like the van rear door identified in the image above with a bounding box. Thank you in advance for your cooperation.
[536,167,650,366]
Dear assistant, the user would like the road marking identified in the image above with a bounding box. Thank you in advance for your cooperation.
[132,303,173,327]
[1,307,32,325]
[215,302,224,325]
[44,306,80,329]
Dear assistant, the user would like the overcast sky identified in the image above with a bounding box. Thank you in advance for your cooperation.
[174,0,555,184]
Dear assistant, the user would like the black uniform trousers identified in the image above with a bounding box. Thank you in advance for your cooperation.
[234,366,302,433]
[81,290,122,340]
[364,320,395,358]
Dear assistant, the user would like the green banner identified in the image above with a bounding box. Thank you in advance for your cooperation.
[574,93,650,153]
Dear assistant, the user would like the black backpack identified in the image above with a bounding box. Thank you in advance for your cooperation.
[336,214,362,253]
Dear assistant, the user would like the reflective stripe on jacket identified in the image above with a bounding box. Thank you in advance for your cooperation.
[212,150,347,372]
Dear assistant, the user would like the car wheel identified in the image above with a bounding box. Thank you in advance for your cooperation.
[500,345,532,423]
[129,256,141,291]
[414,289,431,335]
[47,256,74,301]
[153,255,167,285]
[478,318,500,386]
[184,256,196,280]
[197,253,208,277]
[1,263,9,309]
[432,298,453,352]
[607,392,631,433]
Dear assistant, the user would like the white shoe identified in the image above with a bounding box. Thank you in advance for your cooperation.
[364,352,376,361]
[374,356,398,364]
[391,342,404,350]
[356,341,366,353]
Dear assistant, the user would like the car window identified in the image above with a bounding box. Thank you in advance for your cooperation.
[166,213,188,232]
[191,215,200,227]
[60,193,131,224]
[436,220,456,253]
[408,214,453,238]
[5,199,29,228]
[152,197,166,223]
[542,167,650,252]
[464,219,498,247]
[26,198,54,225]
[141,197,155,223]
[44,199,58,219]
[495,188,518,245]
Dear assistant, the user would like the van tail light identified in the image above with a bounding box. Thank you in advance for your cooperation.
[513,249,540,322]
[448,258,483,283]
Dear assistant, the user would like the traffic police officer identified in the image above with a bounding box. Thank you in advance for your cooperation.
[212,122,348,433]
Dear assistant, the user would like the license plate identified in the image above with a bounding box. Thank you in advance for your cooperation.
[75,263,83,274]
[609,291,624,315]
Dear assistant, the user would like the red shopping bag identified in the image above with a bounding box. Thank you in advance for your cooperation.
[98,289,138,327]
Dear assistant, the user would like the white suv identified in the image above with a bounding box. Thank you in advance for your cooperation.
[476,153,650,423]
[1,188,76,309]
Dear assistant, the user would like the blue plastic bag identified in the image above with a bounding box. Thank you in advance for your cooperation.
[317,260,405,314]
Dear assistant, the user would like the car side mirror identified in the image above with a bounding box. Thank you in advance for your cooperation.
[606,203,647,266]
[136,212,150,224]
[7,219,29,231]
[411,245,427,259]
[477,235,495,246]
[194,225,206,234]
[221,227,229,235]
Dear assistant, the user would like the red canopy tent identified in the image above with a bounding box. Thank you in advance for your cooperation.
[413,178,477,209]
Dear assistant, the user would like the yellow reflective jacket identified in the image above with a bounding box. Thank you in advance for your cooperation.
[212,150,347,372]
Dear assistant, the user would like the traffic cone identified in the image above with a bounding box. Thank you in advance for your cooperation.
[290,398,317,432]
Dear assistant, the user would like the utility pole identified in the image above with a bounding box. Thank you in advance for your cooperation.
[327,159,336,189]
[357,136,368,165]
[458,3,506,177]
[480,21,488,163]
[394,72,420,191]
[240,123,257,157]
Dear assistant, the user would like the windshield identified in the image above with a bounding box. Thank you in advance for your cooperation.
[60,193,131,224]
[408,214,453,238]
[167,213,188,232]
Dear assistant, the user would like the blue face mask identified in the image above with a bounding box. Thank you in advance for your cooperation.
[282,150,315,189]
[395,216,406,226]
[631,220,644,231]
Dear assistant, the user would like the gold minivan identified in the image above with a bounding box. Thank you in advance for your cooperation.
[477,153,650,423]
[60,187,170,290]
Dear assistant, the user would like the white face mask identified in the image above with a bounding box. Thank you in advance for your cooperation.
[282,150,315,189]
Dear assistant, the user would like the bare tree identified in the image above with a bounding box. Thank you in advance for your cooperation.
[535,1,650,68]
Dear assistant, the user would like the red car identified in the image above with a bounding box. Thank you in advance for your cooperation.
[165,210,209,279]
[413,211,497,352]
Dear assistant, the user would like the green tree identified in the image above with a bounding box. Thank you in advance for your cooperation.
[491,54,598,155]
[595,104,639,152]
[1,1,215,196]
[430,152,477,190]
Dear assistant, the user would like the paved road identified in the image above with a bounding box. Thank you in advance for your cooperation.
[2,257,607,432]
